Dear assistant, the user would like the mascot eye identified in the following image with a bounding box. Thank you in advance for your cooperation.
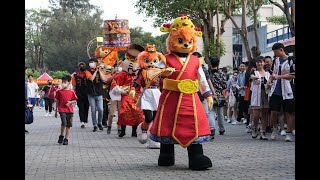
[189,39,192,44]
[153,59,158,63]
[144,58,149,63]
[178,38,183,44]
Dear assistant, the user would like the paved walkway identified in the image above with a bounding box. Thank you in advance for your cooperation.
[25,107,295,180]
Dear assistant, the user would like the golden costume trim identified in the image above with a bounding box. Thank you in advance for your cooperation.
[163,79,198,94]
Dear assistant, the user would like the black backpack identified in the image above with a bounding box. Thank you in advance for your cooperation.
[288,56,295,97]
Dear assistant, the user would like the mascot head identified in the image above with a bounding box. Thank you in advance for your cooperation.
[94,46,118,69]
[137,44,161,69]
[121,44,144,75]
[160,14,202,54]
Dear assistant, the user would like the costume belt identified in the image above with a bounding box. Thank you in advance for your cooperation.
[144,86,159,89]
[163,78,198,94]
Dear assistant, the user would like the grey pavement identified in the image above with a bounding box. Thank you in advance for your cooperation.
[25,106,295,180]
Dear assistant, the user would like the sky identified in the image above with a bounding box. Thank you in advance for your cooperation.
[25,0,163,37]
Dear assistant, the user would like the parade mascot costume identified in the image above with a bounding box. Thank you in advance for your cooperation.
[95,46,120,70]
[149,14,214,170]
[129,44,175,149]
[109,44,145,137]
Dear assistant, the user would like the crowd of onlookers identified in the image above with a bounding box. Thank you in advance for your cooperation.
[202,42,295,142]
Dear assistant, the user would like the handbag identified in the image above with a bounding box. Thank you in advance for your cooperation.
[228,88,236,107]
[43,86,52,99]
[25,105,34,124]
[214,94,226,107]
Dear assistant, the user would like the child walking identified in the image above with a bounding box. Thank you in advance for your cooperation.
[55,75,78,145]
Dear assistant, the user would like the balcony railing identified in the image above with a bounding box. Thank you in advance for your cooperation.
[267,26,292,44]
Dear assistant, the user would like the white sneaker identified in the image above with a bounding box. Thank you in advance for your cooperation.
[251,128,258,139]
[285,133,293,142]
[271,128,278,140]
[242,119,247,124]
[227,119,231,123]
[45,113,49,117]
[137,123,148,144]
[231,121,240,125]
[147,140,160,149]
[246,125,252,133]
[292,130,295,136]
[48,113,52,117]
[280,130,287,136]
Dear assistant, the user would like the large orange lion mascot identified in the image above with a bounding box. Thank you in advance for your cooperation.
[149,14,214,170]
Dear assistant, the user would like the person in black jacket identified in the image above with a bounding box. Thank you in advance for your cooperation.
[72,62,90,128]
[85,58,108,132]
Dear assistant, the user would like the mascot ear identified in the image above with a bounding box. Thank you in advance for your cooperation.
[172,28,177,31]
[158,53,167,66]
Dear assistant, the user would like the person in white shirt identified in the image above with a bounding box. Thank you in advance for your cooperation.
[268,43,295,142]
[27,75,39,107]
[250,56,271,140]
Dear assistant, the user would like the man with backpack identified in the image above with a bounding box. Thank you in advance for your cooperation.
[268,43,295,142]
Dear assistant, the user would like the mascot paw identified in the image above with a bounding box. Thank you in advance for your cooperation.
[129,90,136,99]
[163,67,175,77]
[137,123,148,144]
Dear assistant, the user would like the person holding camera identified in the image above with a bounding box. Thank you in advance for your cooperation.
[71,62,90,128]
[85,58,108,132]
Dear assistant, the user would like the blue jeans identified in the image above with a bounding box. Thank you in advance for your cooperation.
[208,106,225,132]
[39,98,44,107]
[88,95,103,127]
[202,99,214,130]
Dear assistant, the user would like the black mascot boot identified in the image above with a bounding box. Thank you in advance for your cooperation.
[119,125,126,138]
[187,144,212,170]
[158,143,175,166]
[131,125,137,137]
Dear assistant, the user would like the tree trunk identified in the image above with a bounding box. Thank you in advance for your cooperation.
[224,0,252,62]
[216,5,221,59]
[290,0,295,36]
[241,0,252,62]
[199,9,215,64]
[252,0,260,56]
[269,0,295,37]
[283,0,295,37]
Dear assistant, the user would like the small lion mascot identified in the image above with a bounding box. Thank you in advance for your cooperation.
[129,44,175,149]
[149,14,214,170]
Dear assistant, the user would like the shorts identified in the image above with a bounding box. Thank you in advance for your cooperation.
[269,95,295,113]
[28,98,37,106]
[59,112,73,127]
[251,89,269,110]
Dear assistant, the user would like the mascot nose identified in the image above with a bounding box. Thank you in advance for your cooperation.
[184,44,188,47]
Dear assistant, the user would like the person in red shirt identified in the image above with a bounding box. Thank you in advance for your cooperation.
[55,75,78,145]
